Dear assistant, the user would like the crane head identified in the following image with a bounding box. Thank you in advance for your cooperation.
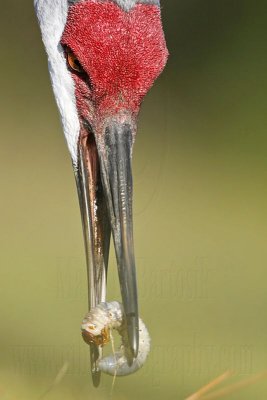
[35,0,168,385]
[61,1,167,120]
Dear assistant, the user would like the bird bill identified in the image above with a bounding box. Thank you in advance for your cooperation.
[74,118,139,383]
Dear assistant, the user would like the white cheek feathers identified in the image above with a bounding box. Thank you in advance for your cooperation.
[34,0,80,166]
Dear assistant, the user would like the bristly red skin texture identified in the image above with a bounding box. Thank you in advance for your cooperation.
[61,1,168,129]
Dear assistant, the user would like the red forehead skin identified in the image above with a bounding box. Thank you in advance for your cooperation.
[61,1,168,118]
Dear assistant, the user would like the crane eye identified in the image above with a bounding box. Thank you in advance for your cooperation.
[66,49,84,73]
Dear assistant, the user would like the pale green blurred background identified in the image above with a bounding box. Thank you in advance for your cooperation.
[1,1,267,399]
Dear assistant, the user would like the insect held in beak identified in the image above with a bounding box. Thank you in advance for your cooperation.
[81,301,151,376]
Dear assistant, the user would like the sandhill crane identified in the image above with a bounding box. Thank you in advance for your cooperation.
[34,0,168,385]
